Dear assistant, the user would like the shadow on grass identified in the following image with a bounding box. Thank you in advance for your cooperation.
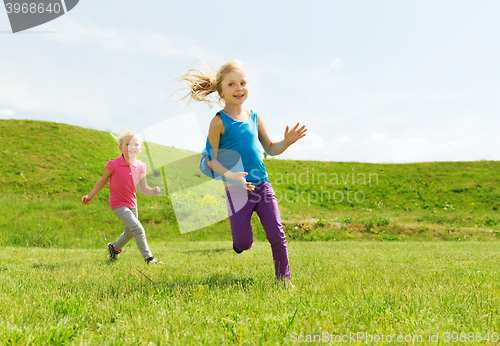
[33,260,120,270]
[182,248,232,254]
[31,263,82,271]
[101,260,118,266]
[155,273,255,291]
[200,273,254,288]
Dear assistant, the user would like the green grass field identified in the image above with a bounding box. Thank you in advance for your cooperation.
[1,242,499,345]
[2,119,500,247]
[1,119,500,345]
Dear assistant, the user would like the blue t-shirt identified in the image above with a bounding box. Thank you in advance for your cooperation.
[200,110,269,187]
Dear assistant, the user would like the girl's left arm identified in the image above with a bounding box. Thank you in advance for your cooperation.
[139,175,161,196]
[257,114,307,156]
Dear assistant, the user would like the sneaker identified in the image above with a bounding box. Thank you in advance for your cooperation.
[233,244,243,254]
[107,242,122,260]
[146,256,163,264]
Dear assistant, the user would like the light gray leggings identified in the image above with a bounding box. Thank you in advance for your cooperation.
[112,207,152,260]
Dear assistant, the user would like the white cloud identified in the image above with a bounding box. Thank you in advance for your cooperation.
[296,131,325,149]
[0,16,220,131]
[331,58,341,69]
[366,133,387,144]
[0,109,15,117]
[45,17,215,60]
[271,131,324,150]
[334,135,350,143]
[270,131,326,160]
[362,134,475,162]
[437,140,464,153]
[0,64,112,125]
[142,111,204,155]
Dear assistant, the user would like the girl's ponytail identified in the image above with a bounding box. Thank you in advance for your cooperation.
[178,62,218,106]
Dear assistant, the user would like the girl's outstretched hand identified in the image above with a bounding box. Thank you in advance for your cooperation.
[229,172,255,191]
[81,195,91,204]
[153,186,161,195]
[284,123,307,145]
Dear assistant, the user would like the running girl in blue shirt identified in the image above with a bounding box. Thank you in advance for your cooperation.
[179,60,307,280]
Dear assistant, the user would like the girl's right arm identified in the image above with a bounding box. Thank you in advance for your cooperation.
[81,168,112,204]
[207,116,255,191]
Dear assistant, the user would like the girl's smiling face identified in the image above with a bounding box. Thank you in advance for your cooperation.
[219,69,249,106]
[119,135,142,161]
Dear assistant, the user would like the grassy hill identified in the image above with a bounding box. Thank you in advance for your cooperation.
[1,119,499,247]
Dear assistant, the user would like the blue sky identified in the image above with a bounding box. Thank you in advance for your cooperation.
[1,0,499,162]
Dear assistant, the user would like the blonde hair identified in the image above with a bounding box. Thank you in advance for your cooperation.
[178,59,246,107]
[110,129,142,147]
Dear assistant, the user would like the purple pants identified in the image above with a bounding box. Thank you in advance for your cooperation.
[225,182,290,280]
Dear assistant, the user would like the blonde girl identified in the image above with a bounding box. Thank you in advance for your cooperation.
[179,60,307,280]
[81,130,162,264]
